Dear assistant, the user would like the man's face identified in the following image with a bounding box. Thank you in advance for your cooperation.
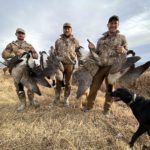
[63,26,72,37]
[107,20,119,33]
[16,32,25,41]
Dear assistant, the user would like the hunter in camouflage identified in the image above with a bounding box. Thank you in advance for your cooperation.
[2,28,39,112]
[54,22,81,106]
[80,16,128,114]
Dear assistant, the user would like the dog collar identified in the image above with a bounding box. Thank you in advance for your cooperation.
[128,94,137,106]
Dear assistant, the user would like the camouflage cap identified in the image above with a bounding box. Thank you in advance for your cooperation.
[108,15,119,23]
[63,22,72,28]
[15,28,25,34]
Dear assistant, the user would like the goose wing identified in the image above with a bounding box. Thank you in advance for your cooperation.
[119,61,150,83]
[73,68,93,99]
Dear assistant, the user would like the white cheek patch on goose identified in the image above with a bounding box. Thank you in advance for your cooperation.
[28,57,35,68]
[16,53,29,67]
[17,58,27,67]
[42,53,48,68]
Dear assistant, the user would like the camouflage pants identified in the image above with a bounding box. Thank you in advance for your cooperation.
[86,66,114,111]
[14,81,34,102]
[55,64,74,100]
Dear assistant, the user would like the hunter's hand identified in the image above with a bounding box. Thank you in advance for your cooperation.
[114,46,127,54]
[17,49,26,56]
[88,42,95,49]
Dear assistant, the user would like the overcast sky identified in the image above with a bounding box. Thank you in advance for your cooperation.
[0,0,150,62]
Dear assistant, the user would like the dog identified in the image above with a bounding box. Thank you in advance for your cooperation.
[110,88,150,147]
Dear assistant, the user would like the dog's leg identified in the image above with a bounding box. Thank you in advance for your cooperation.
[129,125,147,147]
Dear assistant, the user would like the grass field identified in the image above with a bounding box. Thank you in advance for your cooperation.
[0,69,149,150]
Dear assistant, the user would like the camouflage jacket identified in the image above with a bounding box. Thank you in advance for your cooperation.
[54,34,80,64]
[96,30,127,65]
[84,31,128,75]
[2,40,38,59]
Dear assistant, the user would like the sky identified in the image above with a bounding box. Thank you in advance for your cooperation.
[0,0,150,62]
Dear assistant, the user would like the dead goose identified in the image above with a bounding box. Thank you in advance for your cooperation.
[119,61,150,83]
[39,48,65,87]
[4,51,51,95]
[73,47,146,99]
[87,48,150,85]
[39,50,55,85]
[107,54,141,84]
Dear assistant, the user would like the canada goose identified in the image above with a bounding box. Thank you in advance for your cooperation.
[39,48,65,87]
[119,61,150,83]
[3,51,51,95]
[73,48,150,99]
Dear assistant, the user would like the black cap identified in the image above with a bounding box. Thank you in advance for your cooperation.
[108,15,119,23]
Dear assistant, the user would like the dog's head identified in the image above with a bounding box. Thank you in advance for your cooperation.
[110,88,134,104]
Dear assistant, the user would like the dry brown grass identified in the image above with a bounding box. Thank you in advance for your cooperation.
[0,69,149,150]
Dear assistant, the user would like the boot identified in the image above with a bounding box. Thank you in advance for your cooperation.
[27,90,40,108]
[17,101,26,112]
[53,90,61,106]
[103,92,113,111]
[17,91,26,112]
[103,93,114,118]
[64,97,70,107]
[64,85,71,107]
